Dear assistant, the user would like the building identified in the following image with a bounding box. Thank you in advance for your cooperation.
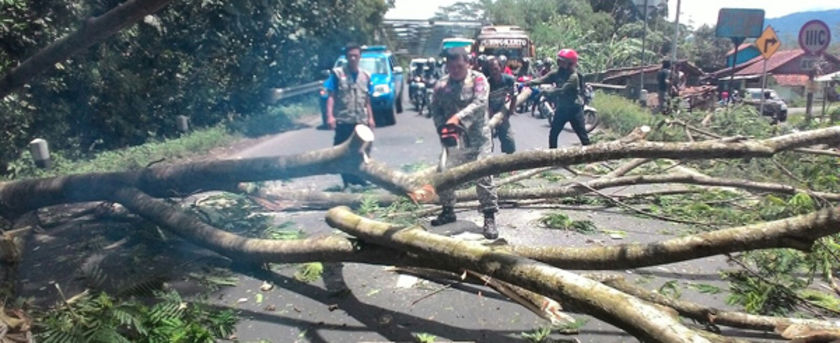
[598,60,705,99]
[713,49,840,102]
[725,42,760,67]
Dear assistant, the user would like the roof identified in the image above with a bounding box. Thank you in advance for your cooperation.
[600,60,704,83]
[734,49,803,76]
[773,74,810,86]
[816,70,840,82]
[726,42,756,56]
[714,49,840,78]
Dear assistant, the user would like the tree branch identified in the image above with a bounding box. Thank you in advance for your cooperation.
[0,0,174,98]
[325,206,718,342]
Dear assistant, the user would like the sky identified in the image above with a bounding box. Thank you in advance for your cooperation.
[386,0,839,27]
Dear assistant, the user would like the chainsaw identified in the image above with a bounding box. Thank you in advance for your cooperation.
[438,123,467,172]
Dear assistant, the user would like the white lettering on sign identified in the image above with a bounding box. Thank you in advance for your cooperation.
[480,38,528,48]
[799,20,831,55]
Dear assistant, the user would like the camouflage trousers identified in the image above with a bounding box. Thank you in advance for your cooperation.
[490,109,516,154]
[438,143,498,213]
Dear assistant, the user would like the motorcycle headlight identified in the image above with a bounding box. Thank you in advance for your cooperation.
[373,84,390,97]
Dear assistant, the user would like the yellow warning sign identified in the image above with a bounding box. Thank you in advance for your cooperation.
[755,26,781,59]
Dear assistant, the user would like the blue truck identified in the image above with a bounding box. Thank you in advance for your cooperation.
[319,45,404,127]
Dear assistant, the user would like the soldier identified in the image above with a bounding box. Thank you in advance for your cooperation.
[325,43,376,189]
[429,47,500,239]
[483,57,516,154]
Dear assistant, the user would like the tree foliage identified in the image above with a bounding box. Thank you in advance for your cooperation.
[0,0,392,172]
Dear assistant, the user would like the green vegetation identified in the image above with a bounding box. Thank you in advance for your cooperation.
[0,0,389,173]
[539,212,597,234]
[520,326,552,343]
[5,126,233,180]
[413,332,438,343]
[35,291,237,343]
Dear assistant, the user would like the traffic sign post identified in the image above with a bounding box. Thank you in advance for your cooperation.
[799,20,831,121]
[755,26,780,116]
[716,9,765,99]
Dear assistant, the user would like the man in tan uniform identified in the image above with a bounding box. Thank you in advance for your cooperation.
[429,47,499,239]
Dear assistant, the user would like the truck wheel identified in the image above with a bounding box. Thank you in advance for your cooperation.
[376,108,396,127]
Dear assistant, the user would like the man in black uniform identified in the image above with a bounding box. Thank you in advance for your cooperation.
[528,48,589,147]
[484,57,516,153]
[657,60,672,113]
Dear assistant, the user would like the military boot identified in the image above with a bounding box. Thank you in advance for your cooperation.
[431,206,456,226]
[483,211,499,239]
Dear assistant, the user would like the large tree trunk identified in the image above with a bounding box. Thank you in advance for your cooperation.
[325,206,720,342]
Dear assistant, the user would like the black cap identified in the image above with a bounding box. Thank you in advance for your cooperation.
[442,47,469,61]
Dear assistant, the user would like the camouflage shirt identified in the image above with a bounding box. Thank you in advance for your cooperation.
[430,69,491,150]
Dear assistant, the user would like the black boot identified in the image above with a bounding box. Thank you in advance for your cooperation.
[431,206,456,226]
[483,211,499,239]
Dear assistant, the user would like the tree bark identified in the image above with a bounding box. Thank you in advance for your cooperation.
[0,0,174,98]
[325,206,717,342]
[3,126,839,218]
[509,207,840,269]
[107,187,426,266]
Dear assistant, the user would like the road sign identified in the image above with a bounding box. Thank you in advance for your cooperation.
[800,56,819,71]
[755,26,781,59]
[799,20,831,55]
[715,8,765,38]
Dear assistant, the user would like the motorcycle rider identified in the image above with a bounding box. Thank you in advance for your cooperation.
[527,48,590,148]
[484,57,516,154]
[498,55,513,75]
[429,47,500,239]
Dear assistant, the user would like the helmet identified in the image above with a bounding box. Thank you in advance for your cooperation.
[543,57,553,66]
[498,54,508,66]
[477,54,488,66]
[556,49,579,65]
[427,58,436,66]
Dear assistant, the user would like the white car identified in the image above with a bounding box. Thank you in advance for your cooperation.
[743,88,788,122]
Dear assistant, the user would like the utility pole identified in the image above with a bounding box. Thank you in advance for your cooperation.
[639,0,649,103]
[671,0,681,62]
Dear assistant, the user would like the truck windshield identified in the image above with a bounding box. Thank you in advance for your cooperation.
[334,57,388,75]
[360,57,388,75]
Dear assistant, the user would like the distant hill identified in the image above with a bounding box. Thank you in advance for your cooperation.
[765,9,840,48]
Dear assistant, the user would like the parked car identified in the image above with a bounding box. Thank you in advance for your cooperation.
[743,88,788,123]
[320,45,404,127]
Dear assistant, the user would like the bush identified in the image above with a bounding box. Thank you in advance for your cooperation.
[591,92,656,136]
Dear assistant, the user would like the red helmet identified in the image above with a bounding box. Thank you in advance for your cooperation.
[556,49,579,65]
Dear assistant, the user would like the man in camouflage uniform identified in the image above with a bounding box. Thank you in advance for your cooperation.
[325,43,376,189]
[429,47,499,239]
[483,57,516,154]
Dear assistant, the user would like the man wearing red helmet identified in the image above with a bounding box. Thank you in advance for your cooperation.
[527,48,590,147]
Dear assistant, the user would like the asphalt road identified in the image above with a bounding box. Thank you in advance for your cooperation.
[218,103,783,342]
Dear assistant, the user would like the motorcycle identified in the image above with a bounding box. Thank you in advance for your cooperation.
[409,75,426,112]
[535,84,599,133]
[417,75,437,117]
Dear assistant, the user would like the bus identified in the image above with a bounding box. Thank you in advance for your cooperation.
[441,37,475,54]
[474,25,534,60]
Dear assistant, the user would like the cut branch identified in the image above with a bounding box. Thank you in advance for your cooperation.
[107,187,420,266]
[425,126,840,198]
[0,0,173,98]
[508,207,840,269]
[325,206,716,342]
[598,275,840,333]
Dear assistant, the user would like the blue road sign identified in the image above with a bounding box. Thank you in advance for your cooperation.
[716,8,765,38]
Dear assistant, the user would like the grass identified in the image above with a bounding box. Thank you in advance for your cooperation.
[4,100,318,180]
[5,125,235,180]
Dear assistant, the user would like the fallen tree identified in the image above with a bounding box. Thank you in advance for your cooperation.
[3,125,840,218]
[6,124,840,341]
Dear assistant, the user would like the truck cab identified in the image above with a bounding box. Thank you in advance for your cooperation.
[320,45,404,127]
